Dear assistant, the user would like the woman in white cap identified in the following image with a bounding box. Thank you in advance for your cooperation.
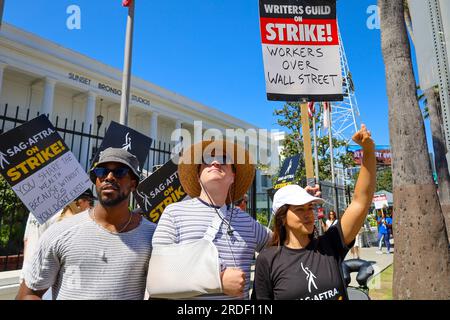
[148,139,321,300]
[253,125,376,300]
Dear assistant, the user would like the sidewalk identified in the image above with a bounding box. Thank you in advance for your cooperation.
[344,246,394,287]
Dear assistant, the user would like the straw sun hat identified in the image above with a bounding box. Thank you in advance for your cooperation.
[177,140,255,204]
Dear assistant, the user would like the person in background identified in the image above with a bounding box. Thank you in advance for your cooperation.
[37,189,97,300]
[324,210,338,231]
[56,189,96,222]
[350,226,364,259]
[318,211,327,233]
[21,213,57,282]
[20,189,97,300]
[22,188,97,268]
[234,194,248,212]
[376,211,392,254]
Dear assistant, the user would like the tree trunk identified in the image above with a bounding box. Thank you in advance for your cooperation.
[425,88,450,241]
[379,0,450,299]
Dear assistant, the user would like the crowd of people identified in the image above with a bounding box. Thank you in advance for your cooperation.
[17,124,376,300]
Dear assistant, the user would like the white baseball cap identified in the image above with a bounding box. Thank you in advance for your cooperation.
[272,184,324,215]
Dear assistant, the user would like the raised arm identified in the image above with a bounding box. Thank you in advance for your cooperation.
[341,125,376,245]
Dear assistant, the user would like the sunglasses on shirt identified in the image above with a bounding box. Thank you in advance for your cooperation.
[92,167,130,179]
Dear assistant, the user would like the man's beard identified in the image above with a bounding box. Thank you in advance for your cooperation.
[97,185,130,207]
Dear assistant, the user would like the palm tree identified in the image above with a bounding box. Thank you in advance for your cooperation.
[423,87,450,241]
[406,0,450,241]
[379,0,450,299]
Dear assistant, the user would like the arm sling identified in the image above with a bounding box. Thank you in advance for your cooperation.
[146,210,225,299]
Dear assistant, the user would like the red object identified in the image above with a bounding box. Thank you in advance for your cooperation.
[317,207,324,219]
[122,0,132,7]
[307,101,315,118]
[260,18,339,46]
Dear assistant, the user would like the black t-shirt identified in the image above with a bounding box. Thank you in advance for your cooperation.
[254,222,353,300]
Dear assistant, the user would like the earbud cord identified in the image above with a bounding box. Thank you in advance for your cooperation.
[199,179,237,267]
[198,179,234,233]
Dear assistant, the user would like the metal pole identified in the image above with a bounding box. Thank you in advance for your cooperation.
[328,105,335,185]
[251,176,257,220]
[119,0,135,126]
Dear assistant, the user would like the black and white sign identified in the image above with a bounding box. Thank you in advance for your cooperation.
[274,154,301,189]
[135,158,187,223]
[0,115,91,224]
[91,121,153,173]
[259,0,343,101]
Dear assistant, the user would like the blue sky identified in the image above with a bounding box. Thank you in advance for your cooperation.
[2,0,428,148]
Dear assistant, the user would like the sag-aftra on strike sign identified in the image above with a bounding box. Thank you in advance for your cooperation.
[259,0,343,102]
[0,115,91,224]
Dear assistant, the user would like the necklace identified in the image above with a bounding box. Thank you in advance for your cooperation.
[92,207,133,233]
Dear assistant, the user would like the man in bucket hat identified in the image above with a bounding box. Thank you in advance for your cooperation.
[149,140,319,299]
[17,148,156,300]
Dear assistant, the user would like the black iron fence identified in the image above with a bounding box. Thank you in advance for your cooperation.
[0,103,172,271]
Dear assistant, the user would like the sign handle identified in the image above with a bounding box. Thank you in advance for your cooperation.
[300,103,315,187]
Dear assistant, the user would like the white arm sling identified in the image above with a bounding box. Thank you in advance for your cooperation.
[146,209,225,299]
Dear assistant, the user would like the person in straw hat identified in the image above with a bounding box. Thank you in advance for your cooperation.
[150,139,320,300]
[253,124,376,300]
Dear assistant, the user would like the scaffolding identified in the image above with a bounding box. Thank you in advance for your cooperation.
[326,30,361,143]
[318,28,361,207]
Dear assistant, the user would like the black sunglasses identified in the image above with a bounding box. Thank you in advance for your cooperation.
[92,167,130,179]
[202,154,232,165]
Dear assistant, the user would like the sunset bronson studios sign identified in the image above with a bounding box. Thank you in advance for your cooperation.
[259,0,343,101]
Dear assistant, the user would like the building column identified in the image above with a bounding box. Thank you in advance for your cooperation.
[150,111,159,142]
[194,120,203,144]
[84,91,97,133]
[149,111,159,171]
[80,91,97,170]
[41,77,56,117]
[0,63,7,99]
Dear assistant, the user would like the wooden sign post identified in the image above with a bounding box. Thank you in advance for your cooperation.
[300,103,315,187]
